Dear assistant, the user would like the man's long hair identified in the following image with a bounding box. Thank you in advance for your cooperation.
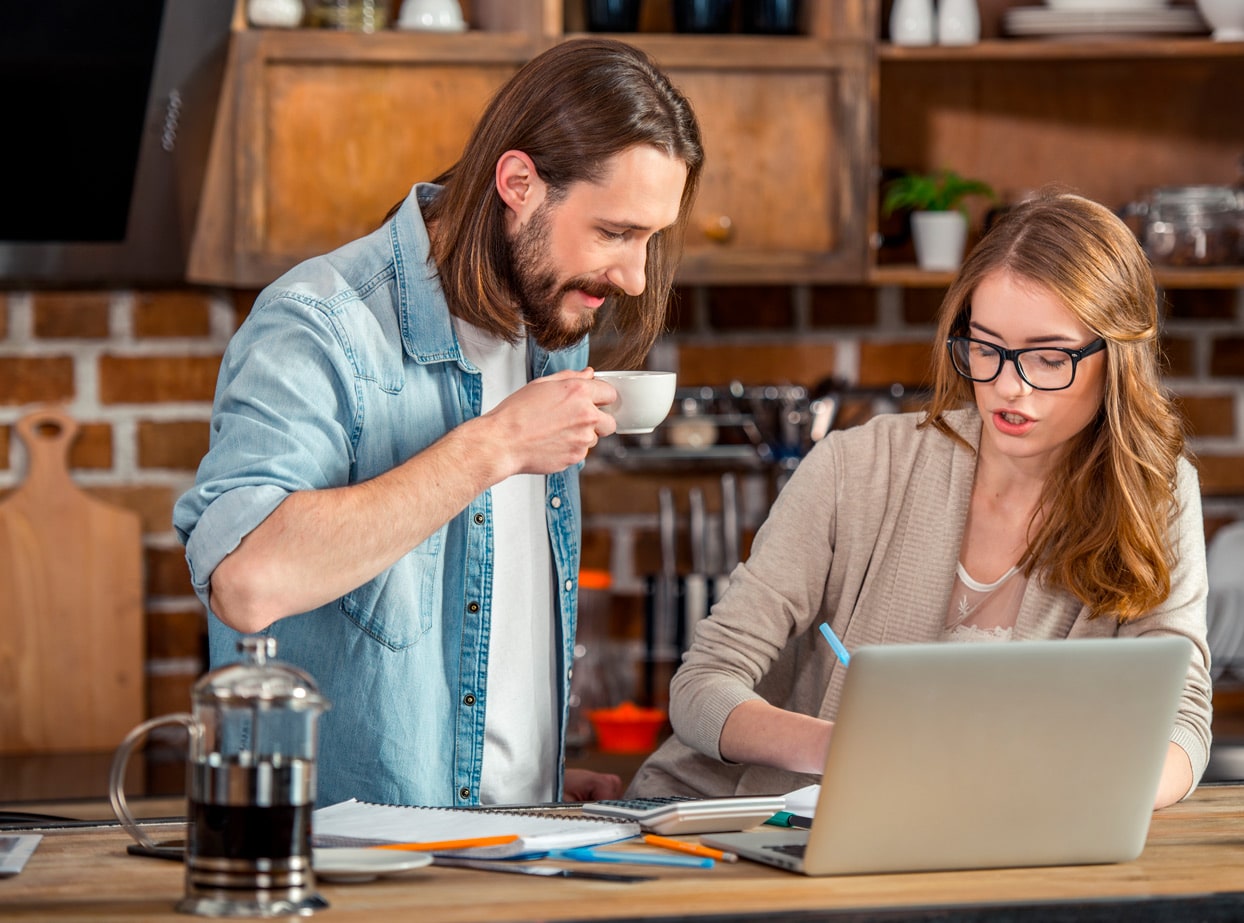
[923,192,1187,622]
[424,38,703,369]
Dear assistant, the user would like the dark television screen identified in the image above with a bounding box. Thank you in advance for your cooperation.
[0,0,232,285]
[1,1,164,242]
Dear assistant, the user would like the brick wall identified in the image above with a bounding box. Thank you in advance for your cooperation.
[2,283,1242,721]
[0,288,248,721]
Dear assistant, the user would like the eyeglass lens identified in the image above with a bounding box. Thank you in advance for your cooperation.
[951,339,1079,390]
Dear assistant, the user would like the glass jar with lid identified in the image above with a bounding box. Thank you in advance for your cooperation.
[1132,185,1244,267]
[307,0,388,31]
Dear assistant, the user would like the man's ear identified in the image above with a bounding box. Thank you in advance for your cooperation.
[496,150,546,223]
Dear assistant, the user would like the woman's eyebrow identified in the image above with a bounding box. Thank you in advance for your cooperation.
[968,320,1079,345]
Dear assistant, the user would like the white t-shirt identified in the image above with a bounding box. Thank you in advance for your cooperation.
[942,562,1027,643]
[453,318,557,804]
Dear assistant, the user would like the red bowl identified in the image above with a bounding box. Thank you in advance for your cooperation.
[587,703,668,754]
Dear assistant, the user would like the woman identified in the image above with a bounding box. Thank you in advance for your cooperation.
[628,192,1210,809]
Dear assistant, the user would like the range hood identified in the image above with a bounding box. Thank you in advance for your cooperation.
[0,1,233,288]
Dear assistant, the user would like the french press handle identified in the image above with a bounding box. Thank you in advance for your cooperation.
[109,713,201,850]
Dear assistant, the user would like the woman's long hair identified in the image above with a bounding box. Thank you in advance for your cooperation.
[922,192,1187,621]
[422,38,703,369]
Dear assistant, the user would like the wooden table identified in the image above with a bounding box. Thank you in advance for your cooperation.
[3,784,1243,922]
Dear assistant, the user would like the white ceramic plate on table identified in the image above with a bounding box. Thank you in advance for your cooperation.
[313,848,432,883]
[1045,0,1169,10]
[1006,7,1204,35]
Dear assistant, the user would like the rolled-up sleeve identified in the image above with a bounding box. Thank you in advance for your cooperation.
[172,295,359,609]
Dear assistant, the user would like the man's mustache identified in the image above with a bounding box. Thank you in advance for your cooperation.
[561,277,626,301]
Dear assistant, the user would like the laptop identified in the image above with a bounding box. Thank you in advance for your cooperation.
[703,636,1192,876]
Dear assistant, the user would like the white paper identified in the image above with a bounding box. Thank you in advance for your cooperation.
[784,784,821,816]
[0,834,42,877]
[312,799,638,858]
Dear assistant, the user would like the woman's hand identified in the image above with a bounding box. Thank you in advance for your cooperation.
[1153,741,1194,809]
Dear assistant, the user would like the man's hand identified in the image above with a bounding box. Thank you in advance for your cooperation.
[562,767,623,802]
[479,368,618,477]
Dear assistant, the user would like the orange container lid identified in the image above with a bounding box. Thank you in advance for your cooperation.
[579,569,613,591]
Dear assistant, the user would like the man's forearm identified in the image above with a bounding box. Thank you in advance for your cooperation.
[209,417,508,633]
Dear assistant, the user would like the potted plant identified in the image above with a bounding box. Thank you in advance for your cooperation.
[882,168,995,271]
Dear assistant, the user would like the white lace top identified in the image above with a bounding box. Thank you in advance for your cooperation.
[942,562,1028,642]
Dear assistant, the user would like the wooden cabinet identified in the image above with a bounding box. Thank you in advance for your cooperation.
[188,1,875,287]
[190,28,532,286]
[641,38,871,283]
[189,1,1244,291]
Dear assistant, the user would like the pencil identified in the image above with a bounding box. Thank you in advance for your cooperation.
[373,834,520,852]
[642,834,738,863]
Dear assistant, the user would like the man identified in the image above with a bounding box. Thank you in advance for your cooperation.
[173,38,703,808]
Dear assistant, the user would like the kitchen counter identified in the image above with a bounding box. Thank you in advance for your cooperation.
[2,784,1243,922]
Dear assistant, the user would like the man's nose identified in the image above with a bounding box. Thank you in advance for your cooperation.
[606,243,647,297]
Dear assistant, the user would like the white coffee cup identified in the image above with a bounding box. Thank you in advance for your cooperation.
[595,370,677,435]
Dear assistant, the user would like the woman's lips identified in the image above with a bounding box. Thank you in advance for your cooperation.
[992,409,1035,436]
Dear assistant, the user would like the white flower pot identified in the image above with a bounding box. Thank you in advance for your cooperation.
[911,211,968,271]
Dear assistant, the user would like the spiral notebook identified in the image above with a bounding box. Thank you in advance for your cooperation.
[312,799,640,858]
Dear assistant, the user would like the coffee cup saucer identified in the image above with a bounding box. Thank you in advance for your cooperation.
[313,847,433,883]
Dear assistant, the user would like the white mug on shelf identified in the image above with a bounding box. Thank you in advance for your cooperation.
[890,0,935,46]
[937,0,980,45]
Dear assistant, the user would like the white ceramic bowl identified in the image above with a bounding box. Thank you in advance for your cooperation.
[1195,0,1244,39]
[397,0,466,31]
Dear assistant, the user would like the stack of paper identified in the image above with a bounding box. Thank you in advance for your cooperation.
[313,800,639,859]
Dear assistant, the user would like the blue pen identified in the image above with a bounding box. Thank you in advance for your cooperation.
[551,847,714,869]
[818,622,850,667]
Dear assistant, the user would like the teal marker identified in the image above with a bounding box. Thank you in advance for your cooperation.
[551,847,714,869]
[764,811,813,829]
[818,622,850,667]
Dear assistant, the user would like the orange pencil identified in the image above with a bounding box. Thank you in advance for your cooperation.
[373,834,520,852]
[642,834,738,863]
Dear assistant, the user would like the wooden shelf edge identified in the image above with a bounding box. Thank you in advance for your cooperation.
[597,33,869,70]
[878,36,1242,62]
[240,26,539,63]
[870,264,1244,290]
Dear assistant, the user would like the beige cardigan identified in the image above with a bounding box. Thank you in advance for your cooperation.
[628,408,1212,798]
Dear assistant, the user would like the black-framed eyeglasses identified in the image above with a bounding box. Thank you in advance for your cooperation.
[947,336,1106,392]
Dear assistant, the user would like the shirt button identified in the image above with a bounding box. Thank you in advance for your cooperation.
[460,787,471,800]
[473,513,484,525]
[467,602,480,613]
[564,579,573,592]
[550,496,562,509]
[463,693,476,706]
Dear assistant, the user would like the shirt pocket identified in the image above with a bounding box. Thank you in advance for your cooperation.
[340,528,443,651]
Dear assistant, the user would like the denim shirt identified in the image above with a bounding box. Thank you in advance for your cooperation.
[173,184,587,807]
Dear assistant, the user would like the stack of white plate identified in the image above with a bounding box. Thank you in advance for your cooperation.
[1046,0,1170,9]
[1005,1,1207,36]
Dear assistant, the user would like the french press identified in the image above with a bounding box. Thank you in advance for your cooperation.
[110,637,331,917]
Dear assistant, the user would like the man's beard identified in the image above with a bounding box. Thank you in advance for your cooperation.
[507,200,623,353]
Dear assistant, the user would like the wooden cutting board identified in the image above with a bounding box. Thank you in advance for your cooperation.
[0,408,144,754]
